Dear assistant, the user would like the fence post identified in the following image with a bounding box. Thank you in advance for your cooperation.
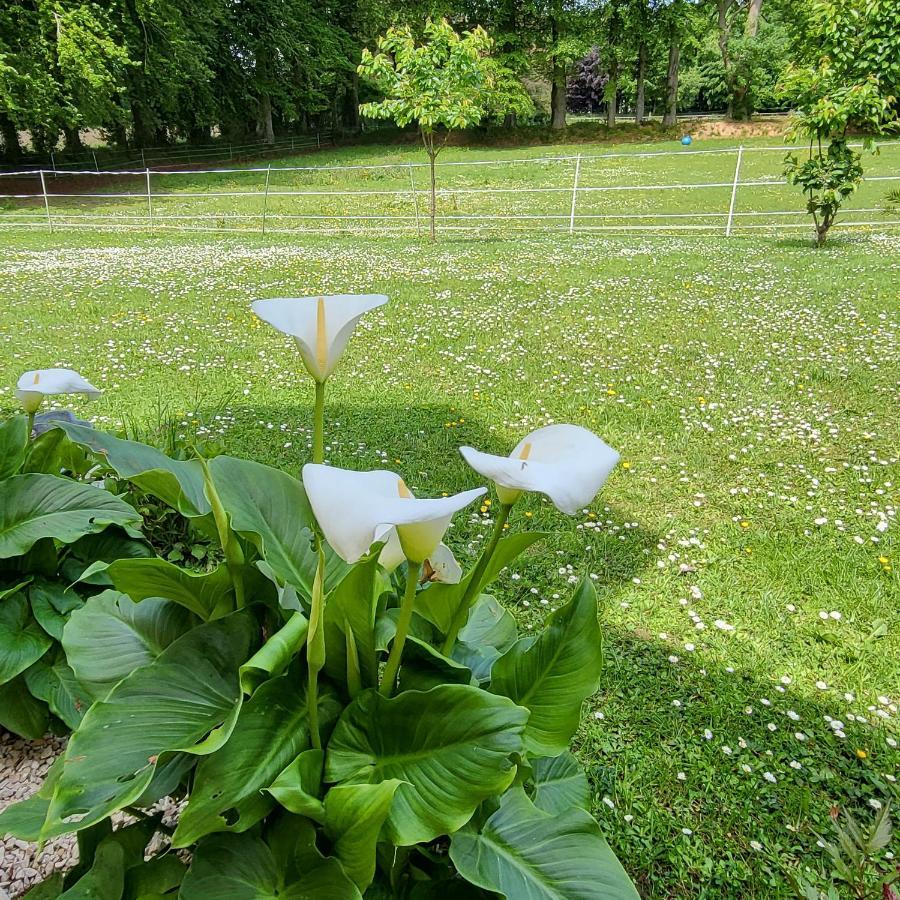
[141,148,146,168]
[262,164,271,235]
[726,144,743,237]
[408,164,421,236]
[316,132,321,149]
[39,170,53,233]
[145,168,153,229]
[569,154,582,235]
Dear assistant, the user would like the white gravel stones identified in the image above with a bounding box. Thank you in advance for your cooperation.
[0,731,74,898]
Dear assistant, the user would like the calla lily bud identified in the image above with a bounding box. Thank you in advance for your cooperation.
[377,530,462,584]
[460,424,620,515]
[252,294,388,383]
[16,368,102,415]
[302,464,484,565]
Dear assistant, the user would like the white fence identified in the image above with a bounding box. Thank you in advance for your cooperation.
[1,141,898,238]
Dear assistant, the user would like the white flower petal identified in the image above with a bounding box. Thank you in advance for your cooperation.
[16,368,102,413]
[251,294,388,381]
[302,464,484,563]
[460,424,619,515]
[426,543,462,584]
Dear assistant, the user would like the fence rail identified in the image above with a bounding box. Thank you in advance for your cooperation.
[1,141,898,239]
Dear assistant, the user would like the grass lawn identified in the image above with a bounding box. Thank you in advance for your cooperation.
[1,162,898,896]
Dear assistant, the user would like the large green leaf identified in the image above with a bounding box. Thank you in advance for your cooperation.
[179,830,361,900]
[325,685,528,846]
[21,872,64,898]
[323,553,386,691]
[489,579,602,756]
[24,655,90,730]
[0,474,142,559]
[452,594,519,683]
[0,756,63,840]
[62,590,197,700]
[29,580,85,640]
[450,789,638,900]
[208,456,347,598]
[266,749,325,820]
[529,753,591,816]
[0,674,49,739]
[101,556,236,621]
[0,414,28,478]
[415,533,546,636]
[173,670,341,847]
[123,855,186,899]
[55,422,211,519]
[38,610,255,839]
[59,840,125,899]
[324,781,403,892]
[0,591,53,684]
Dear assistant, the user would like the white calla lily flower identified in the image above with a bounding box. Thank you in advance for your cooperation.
[16,368,102,415]
[252,294,388,383]
[302,464,484,564]
[460,424,619,515]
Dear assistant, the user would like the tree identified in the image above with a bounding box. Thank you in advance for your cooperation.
[781,0,900,246]
[358,18,529,240]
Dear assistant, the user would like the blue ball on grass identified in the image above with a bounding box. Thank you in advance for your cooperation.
[681,135,693,146]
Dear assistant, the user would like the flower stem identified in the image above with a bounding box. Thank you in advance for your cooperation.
[307,544,327,749]
[380,562,421,697]
[313,380,326,464]
[441,502,512,655]
[26,410,35,440]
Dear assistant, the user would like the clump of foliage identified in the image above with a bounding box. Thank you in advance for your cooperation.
[0,294,636,898]
[358,19,532,241]
[781,0,900,246]
[796,801,896,900]
[0,414,149,739]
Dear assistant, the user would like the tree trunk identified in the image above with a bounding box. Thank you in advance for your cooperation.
[1,114,22,162]
[550,67,567,129]
[635,41,647,124]
[745,0,763,37]
[258,94,275,143]
[663,39,680,127]
[344,72,360,132]
[606,65,618,128]
[64,126,83,153]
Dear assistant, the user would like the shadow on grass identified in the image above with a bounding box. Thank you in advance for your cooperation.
[579,625,895,897]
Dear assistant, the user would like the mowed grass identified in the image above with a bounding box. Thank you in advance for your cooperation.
[1,186,898,896]
[1,134,899,236]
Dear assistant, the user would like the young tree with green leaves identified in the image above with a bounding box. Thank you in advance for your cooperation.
[781,0,900,246]
[358,18,531,240]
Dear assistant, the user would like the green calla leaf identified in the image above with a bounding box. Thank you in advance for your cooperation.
[0,414,28,478]
[29,580,85,641]
[173,670,341,848]
[0,474,143,559]
[23,656,91,730]
[208,456,348,598]
[449,789,638,900]
[97,556,236,621]
[397,635,473,692]
[123,854,187,899]
[62,590,198,700]
[240,611,308,695]
[325,685,528,846]
[0,591,53,684]
[0,673,49,739]
[58,839,125,899]
[267,748,326,820]
[415,532,546,636]
[529,753,591,816]
[38,610,254,840]
[20,872,64,898]
[490,579,602,756]
[54,422,211,519]
[324,781,404,892]
[180,830,361,900]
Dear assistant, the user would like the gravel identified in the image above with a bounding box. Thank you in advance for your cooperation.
[0,731,75,899]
